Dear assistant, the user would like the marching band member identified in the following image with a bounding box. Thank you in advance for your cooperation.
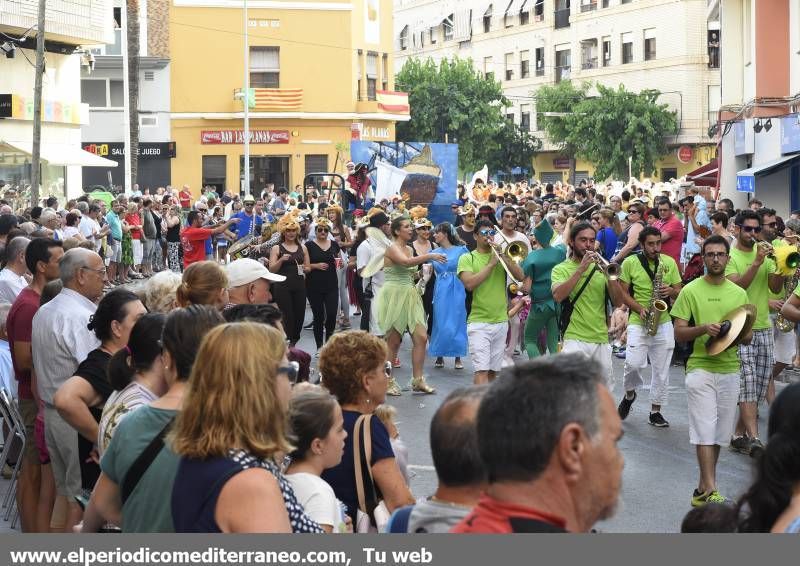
[551,222,622,388]
[614,226,682,428]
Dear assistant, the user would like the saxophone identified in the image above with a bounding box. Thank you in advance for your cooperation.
[644,261,669,336]
[775,266,800,332]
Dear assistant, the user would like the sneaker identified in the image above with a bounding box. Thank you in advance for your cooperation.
[748,438,765,458]
[386,378,402,396]
[691,489,726,507]
[730,435,751,455]
[392,357,401,368]
[614,347,626,359]
[617,391,636,420]
[434,358,444,369]
[648,412,669,427]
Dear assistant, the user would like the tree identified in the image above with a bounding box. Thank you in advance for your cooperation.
[486,120,541,177]
[535,82,678,181]
[127,0,140,191]
[534,81,590,184]
[396,57,510,172]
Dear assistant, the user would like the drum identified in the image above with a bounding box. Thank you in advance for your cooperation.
[228,235,256,260]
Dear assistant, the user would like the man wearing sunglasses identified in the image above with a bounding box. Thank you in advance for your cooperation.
[230,195,263,242]
[725,209,784,458]
[672,235,750,507]
[458,219,524,385]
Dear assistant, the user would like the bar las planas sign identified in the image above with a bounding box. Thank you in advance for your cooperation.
[201,130,290,144]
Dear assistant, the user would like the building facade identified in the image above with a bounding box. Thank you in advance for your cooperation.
[394,0,720,184]
[80,0,175,191]
[0,0,116,200]
[717,0,800,216]
[169,0,408,198]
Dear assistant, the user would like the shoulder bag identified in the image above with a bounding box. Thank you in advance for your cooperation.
[353,414,390,533]
[558,265,598,338]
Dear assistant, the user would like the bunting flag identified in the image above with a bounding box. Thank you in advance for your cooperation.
[248,88,303,110]
[376,90,410,114]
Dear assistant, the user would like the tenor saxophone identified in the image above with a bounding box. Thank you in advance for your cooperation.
[644,261,669,336]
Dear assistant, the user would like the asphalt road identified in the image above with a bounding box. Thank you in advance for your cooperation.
[297,309,794,534]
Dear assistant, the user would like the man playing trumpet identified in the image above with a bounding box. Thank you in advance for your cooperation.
[552,222,622,387]
[614,227,682,428]
[725,210,784,457]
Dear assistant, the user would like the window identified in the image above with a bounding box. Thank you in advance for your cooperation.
[366,52,378,101]
[602,36,611,66]
[506,112,515,123]
[555,47,571,82]
[399,25,409,50]
[535,47,545,76]
[382,54,389,91]
[202,156,226,193]
[621,32,633,64]
[250,46,279,88]
[139,115,158,127]
[555,0,570,29]
[621,0,632,3]
[444,15,454,40]
[504,0,514,27]
[357,52,363,100]
[430,27,437,44]
[580,0,597,12]
[109,80,124,106]
[420,31,425,47]
[534,0,544,20]
[520,50,530,78]
[521,104,531,130]
[484,56,494,80]
[520,1,530,25]
[707,29,720,68]
[80,79,106,107]
[505,52,514,81]
[644,29,656,61]
[581,39,598,70]
[305,154,328,176]
[602,0,609,6]
[483,5,493,33]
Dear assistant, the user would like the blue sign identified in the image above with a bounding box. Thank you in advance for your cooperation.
[737,173,755,193]
[781,115,800,154]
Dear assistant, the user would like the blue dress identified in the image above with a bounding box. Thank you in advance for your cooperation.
[428,245,469,357]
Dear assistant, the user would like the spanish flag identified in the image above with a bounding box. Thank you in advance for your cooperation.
[376,90,410,114]
[248,88,303,110]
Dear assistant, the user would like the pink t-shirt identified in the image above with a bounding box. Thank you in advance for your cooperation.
[656,215,684,267]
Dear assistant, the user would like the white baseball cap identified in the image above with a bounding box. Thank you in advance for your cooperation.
[226,258,286,287]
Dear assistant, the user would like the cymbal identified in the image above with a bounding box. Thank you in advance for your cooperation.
[705,304,757,356]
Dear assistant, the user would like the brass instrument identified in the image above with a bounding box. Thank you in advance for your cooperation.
[643,261,669,336]
[491,230,527,294]
[774,243,800,332]
[591,253,621,281]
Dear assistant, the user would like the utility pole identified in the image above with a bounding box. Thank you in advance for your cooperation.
[243,0,250,197]
[121,4,131,195]
[30,0,46,205]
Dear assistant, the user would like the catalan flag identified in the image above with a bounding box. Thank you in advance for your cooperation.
[376,90,410,114]
[248,88,303,111]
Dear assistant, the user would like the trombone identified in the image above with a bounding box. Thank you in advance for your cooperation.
[490,230,528,294]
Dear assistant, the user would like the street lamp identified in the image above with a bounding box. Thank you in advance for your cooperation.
[242,0,250,197]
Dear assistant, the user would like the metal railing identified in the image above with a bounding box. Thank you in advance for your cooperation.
[581,57,598,70]
[555,65,571,82]
[554,9,570,29]
[580,2,597,12]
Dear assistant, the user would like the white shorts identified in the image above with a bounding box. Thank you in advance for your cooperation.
[771,314,795,365]
[685,369,740,446]
[109,241,122,263]
[132,239,143,264]
[562,340,613,390]
[468,321,509,373]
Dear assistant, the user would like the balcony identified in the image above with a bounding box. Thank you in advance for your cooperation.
[535,66,545,77]
[555,65,571,83]
[581,57,598,70]
[554,9,570,29]
[580,2,597,12]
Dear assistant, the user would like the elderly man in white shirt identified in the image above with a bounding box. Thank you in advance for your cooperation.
[0,236,30,303]
[32,248,103,531]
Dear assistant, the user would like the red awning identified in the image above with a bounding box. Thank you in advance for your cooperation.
[686,158,718,187]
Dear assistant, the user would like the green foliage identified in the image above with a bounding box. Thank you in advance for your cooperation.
[535,82,678,180]
[396,57,534,172]
[487,121,542,174]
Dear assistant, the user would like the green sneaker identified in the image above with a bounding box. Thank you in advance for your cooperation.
[691,489,726,507]
[386,378,402,397]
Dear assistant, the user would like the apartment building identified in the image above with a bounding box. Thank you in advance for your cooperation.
[0,0,116,199]
[169,0,408,197]
[717,0,800,215]
[395,0,720,184]
[80,0,175,191]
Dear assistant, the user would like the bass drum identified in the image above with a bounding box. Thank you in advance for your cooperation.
[228,235,256,260]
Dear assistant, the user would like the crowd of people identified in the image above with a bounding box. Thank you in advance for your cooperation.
[0,174,798,534]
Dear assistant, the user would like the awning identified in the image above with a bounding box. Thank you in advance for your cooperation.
[736,154,799,193]
[686,158,718,187]
[0,140,117,167]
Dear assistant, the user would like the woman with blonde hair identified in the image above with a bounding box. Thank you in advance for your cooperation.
[305,217,340,351]
[170,323,322,533]
[269,213,309,345]
[143,270,182,313]
[320,331,414,528]
[326,205,353,329]
[176,261,228,309]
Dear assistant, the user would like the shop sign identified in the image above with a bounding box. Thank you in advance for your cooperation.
[351,122,362,141]
[781,115,800,155]
[0,94,11,118]
[553,157,570,169]
[734,121,754,156]
[0,93,88,124]
[82,142,177,159]
[363,126,391,140]
[677,145,693,164]
[200,130,290,144]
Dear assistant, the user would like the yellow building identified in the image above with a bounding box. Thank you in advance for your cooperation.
[531,145,718,186]
[169,0,407,197]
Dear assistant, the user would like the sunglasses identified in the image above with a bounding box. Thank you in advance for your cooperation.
[279,361,300,384]
[738,225,762,233]
[316,227,329,232]
[478,228,497,237]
